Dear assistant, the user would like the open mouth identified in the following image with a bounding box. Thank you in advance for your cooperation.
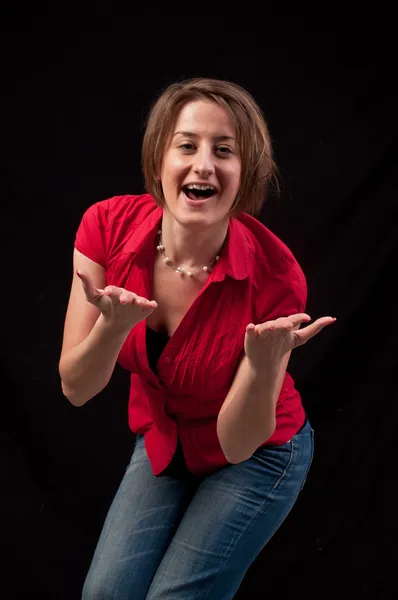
[182,184,218,201]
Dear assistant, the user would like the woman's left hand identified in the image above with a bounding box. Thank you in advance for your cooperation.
[244,313,336,371]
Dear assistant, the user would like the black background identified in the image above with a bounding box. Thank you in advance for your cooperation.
[1,16,397,599]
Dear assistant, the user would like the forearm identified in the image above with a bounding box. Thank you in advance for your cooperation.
[217,356,286,464]
[59,314,131,406]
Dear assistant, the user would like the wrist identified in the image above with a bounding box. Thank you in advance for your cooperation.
[246,357,282,381]
[97,313,133,339]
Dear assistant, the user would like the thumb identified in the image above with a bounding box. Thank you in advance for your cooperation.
[246,323,257,337]
[76,270,103,302]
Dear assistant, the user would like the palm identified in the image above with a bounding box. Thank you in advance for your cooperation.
[244,313,336,367]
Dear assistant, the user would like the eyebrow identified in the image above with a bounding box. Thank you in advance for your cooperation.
[173,130,235,141]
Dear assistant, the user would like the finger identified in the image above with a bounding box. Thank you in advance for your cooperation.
[119,292,141,306]
[273,317,294,330]
[246,323,258,337]
[294,316,336,346]
[255,319,292,334]
[140,301,158,312]
[134,295,146,308]
[103,285,123,304]
[285,313,312,329]
[135,295,158,310]
[256,321,277,332]
[119,293,157,310]
[119,292,130,305]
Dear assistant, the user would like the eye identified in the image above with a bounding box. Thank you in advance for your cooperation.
[179,142,195,152]
[217,146,233,156]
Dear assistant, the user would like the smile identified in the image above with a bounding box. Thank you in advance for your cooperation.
[182,184,218,200]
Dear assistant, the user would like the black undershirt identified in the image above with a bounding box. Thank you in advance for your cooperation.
[145,326,190,477]
[145,326,170,374]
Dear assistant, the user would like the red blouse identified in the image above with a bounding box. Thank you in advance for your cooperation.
[75,194,307,476]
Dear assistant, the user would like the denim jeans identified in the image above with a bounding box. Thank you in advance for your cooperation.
[82,418,314,600]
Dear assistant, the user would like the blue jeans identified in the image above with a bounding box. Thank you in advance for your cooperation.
[82,418,314,599]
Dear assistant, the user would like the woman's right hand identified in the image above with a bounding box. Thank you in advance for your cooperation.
[76,269,157,333]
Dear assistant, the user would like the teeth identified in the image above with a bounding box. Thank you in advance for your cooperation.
[185,184,216,191]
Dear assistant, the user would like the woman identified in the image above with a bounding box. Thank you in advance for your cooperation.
[59,78,336,599]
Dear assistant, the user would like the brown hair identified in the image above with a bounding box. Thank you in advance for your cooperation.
[141,77,279,217]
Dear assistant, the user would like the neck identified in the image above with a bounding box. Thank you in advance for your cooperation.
[159,210,229,272]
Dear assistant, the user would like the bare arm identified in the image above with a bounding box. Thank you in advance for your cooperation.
[217,312,335,463]
[59,249,156,406]
[216,352,290,463]
[59,314,132,407]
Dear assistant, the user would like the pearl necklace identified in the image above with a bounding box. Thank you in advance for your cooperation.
[156,229,221,277]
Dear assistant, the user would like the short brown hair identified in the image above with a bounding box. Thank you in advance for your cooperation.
[141,78,279,217]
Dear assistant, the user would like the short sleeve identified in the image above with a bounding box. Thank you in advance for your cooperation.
[74,201,110,268]
[260,257,308,322]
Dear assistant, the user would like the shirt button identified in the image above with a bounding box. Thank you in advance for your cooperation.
[164,357,171,364]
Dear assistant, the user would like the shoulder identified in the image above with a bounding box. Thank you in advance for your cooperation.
[79,193,158,246]
[236,212,307,317]
[75,193,158,268]
[86,193,157,226]
[237,213,304,276]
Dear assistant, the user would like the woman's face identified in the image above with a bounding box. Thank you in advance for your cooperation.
[160,99,241,230]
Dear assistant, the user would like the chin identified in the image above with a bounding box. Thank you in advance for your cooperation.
[176,212,214,231]
[164,192,232,229]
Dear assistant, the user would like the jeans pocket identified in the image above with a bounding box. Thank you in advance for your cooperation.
[253,439,294,492]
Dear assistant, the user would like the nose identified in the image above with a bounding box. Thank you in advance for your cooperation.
[193,146,215,177]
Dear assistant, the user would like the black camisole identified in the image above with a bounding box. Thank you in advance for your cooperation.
[145,326,190,477]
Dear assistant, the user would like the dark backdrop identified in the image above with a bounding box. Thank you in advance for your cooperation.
[1,21,397,599]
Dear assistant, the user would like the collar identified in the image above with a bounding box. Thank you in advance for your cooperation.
[212,217,250,282]
[123,206,250,282]
[123,205,163,258]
